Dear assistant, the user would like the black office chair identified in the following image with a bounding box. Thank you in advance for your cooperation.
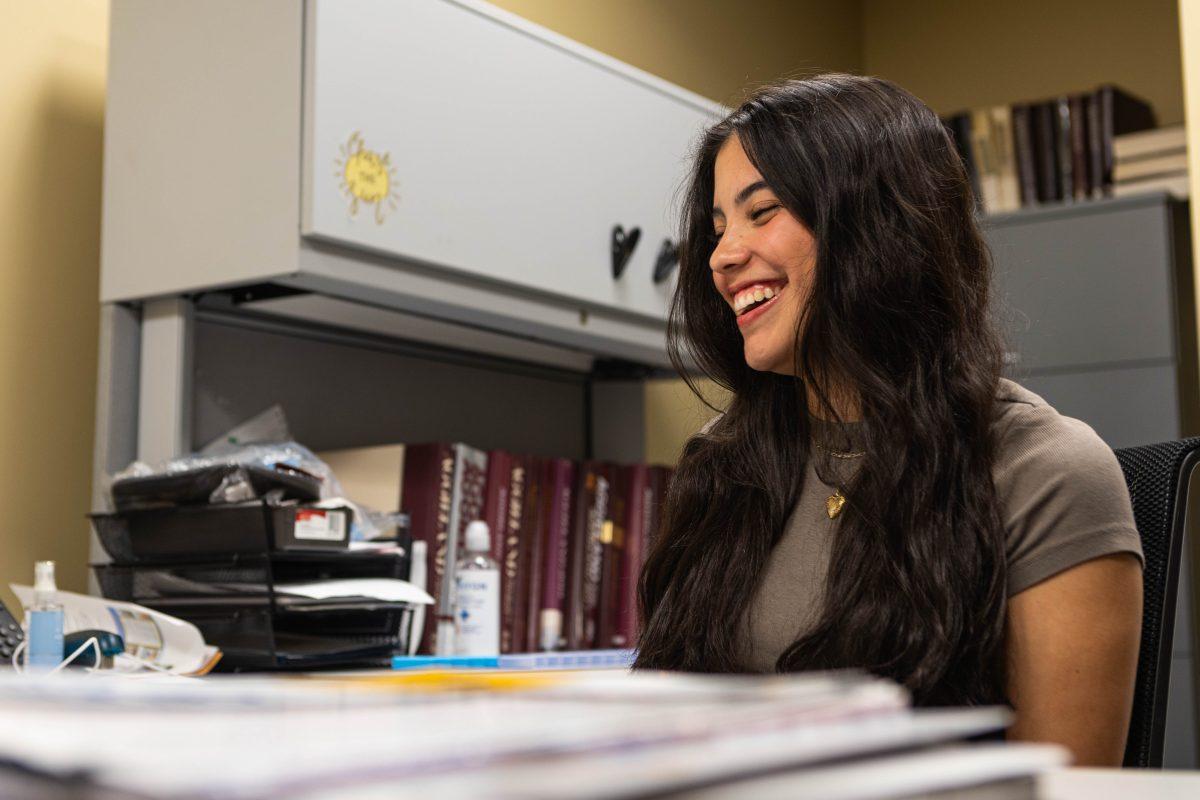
[1112,437,1200,767]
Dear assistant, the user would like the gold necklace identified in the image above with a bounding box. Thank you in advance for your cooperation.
[813,442,864,519]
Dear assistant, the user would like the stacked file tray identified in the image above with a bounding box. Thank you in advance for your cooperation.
[90,500,417,671]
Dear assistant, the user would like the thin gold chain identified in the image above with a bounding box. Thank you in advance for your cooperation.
[813,441,865,459]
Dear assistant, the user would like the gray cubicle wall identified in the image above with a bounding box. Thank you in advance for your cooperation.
[987,191,1198,768]
[986,192,1194,449]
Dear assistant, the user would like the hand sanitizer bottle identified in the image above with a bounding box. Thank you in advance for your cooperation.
[453,521,500,656]
[27,561,64,673]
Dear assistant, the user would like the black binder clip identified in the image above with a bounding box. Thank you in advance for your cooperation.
[653,238,679,284]
[611,225,641,279]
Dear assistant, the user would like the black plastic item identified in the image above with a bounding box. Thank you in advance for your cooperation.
[611,224,641,279]
[653,238,679,284]
[92,555,416,672]
[90,500,354,563]
[111,463,322,511]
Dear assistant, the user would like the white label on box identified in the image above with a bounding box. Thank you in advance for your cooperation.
[294,509,347,542]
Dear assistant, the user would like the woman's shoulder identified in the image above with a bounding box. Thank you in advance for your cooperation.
[990,378,1113,465]
[990,379,1142,595]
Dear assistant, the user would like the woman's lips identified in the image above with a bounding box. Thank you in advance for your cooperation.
[735,289,782,328]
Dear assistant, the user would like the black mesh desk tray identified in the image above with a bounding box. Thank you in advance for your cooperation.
[92,545,417,671]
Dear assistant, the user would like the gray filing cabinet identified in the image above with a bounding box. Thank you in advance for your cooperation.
[986,191,1195,449]
[987,190,1199,768]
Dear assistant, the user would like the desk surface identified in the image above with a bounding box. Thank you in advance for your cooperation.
[683,766,1200,800]
[1039,768,1200,799]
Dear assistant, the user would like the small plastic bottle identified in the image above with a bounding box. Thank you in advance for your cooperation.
[26,561,64,673]
[453,521,500,656]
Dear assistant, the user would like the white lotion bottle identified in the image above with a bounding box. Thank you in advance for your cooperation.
[453,521,501,656]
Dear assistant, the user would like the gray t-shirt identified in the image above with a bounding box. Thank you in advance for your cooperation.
[732,379,1144,673]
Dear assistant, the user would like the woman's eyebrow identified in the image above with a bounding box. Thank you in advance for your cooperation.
[713,180,771,217]
[734,180,769,206]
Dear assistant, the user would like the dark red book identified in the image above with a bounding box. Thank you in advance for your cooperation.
[519,457,546,653]
[537,458,576,651]
[493,454,528,654]
[616,464,650,648]
[483,451,514,569]
[400,443,455,654]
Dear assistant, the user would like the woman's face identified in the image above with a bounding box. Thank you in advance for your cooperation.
[709,135,817,375]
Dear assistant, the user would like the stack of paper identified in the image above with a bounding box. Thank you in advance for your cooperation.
[0,669,1064,799]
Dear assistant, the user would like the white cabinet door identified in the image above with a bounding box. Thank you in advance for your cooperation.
[302,0,722,322]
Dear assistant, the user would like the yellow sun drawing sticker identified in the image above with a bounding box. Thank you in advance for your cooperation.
[335,132,399,224]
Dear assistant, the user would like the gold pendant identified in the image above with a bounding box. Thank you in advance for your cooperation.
[826,490,846,519]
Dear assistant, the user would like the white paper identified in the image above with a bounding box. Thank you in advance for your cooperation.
[0,671,1036,800]
[274,578,433,605]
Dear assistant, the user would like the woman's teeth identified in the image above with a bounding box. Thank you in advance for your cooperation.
[734,285,780,315]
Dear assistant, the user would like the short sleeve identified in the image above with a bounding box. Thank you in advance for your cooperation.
[993,403,1143,597]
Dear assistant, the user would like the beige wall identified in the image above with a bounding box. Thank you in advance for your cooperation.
[0,0,108,606]
[488,0,863,105]
[864,0,1184,125]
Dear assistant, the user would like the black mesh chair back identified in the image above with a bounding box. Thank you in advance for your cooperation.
[1112,437,1200,767]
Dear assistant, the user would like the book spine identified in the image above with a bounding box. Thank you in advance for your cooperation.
[1032,101,1060,203]
[401,442,455,654]
[1086,91,1104,199]
[1011,104,1038,207]
[616,464,649,648]
[581,465,612,649]
[482,451,513,568]
[538,458,576,649]
[499,456,527,653]
[564,463,595,650]
[1054,96,1073,202]
[1068,94,1089,200]
[520,457,546,652]
[597,465,627,649]
[969,108,998,214]
[989,106,1020,213]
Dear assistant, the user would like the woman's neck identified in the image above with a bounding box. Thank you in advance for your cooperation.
[805,380,862,423]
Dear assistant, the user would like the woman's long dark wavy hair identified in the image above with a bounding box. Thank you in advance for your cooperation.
[635,74,1008,706]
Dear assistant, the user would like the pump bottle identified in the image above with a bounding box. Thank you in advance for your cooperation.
[26,561,64,672]
[453,521,500,656]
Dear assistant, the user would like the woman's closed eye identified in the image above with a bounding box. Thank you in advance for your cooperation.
[750,203,780,222]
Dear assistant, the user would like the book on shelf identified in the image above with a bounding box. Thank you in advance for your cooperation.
[1113,152,1188,182]
[944,84,1157,214]
[537,457,576,651]
[519,456,547,652]
[1112,172,1189,199]
[401,442,489,654]
[1114,123,1186,161]
[396,439,673,655]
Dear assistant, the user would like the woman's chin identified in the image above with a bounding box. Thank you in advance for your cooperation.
[742,343,791,375]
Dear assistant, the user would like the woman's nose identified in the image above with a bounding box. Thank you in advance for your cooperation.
[709,230,751,273]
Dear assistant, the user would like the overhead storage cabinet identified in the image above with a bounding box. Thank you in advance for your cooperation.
[102,0,723,366]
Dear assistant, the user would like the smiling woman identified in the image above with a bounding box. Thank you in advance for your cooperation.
[634,74,1144,767]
